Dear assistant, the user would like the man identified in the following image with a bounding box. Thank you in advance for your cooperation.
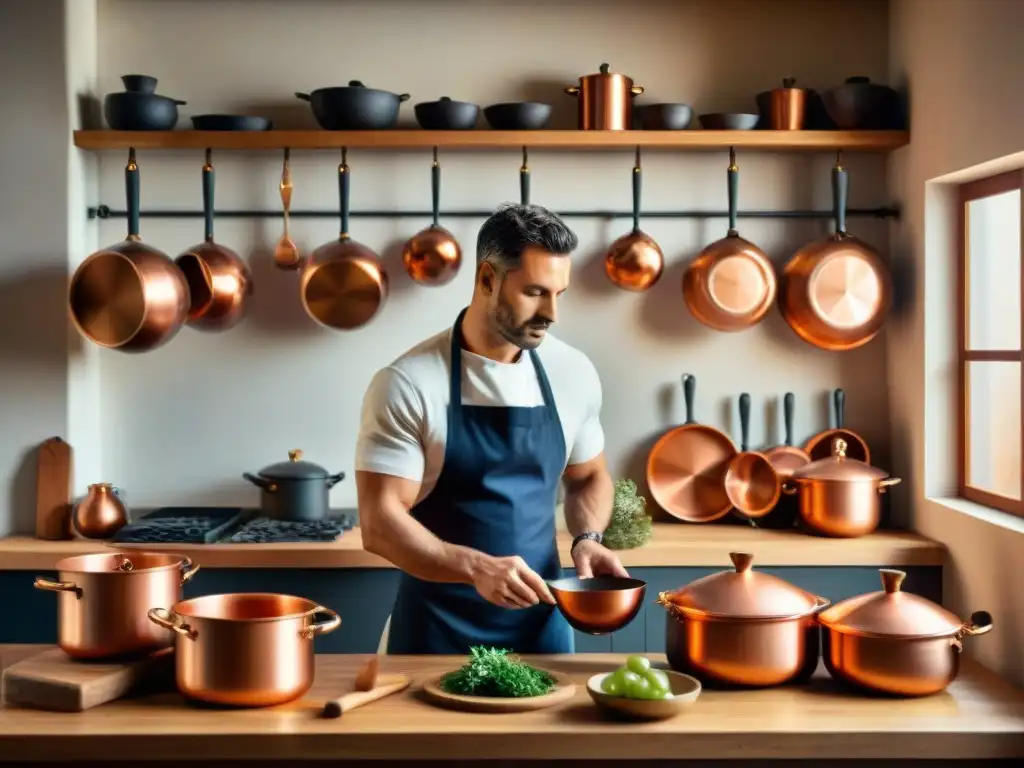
[355,203,627,655]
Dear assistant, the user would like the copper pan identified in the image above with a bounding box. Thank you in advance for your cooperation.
[300,149,388,330]
[402,147,462,286]
[647,374,737,523]
[803,388,869,462]
[724,393,781,520]
[684,149,776,331]
[68,148,190,352]
[764,392,811,478]
[779,153,892,350]
[174,149,253,331]
[605,148,664,292]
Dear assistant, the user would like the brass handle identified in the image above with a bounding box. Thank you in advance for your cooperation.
[878,478,902,494]
[630,85,645,96]
[148,607,198,640]
[33,577,81,598]
[564,86,580,96]
[780,483,798,496]
[301,607,342,639]
[179,557,200,585]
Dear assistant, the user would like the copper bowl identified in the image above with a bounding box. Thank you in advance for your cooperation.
[548,576,646,635]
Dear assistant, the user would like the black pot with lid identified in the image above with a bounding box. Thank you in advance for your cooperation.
[243,450,346,521]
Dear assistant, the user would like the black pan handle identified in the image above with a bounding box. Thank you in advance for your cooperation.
[727,148,739,235]
[431,150,441,228]
[125,148,140,240]
[682,374,696,425]
[202,148,215,242]
[520,147,530,205]
[832,159,848,236]
[738,393,751,452]
[834,388,845,429]
[632,147,642,232]
[339,150,350,238]
[783,392,795,447]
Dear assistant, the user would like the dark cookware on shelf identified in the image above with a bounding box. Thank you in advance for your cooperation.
[414,97,479,130]
[699,113,759,131]
[296,81,410,130]
[635,103,693,130]
[402,148,462,285]
[822,77,904,130]
[104,74,186,131]
[564,63,644,131]
[604,147,663,291]
[190,115,272,131]
[483,102,552,130]
[242,449,346,522]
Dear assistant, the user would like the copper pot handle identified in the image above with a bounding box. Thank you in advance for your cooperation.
[878,478,902,494]
[564,86,579,96]
[148,607,198,640]
[179,557,201,585]
[630,85,644,96]
[33,577,81,598]
[301,607,342,639]
[951,610,994,651]
[780,483,798,496]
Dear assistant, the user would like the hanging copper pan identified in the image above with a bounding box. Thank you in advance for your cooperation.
[68,148,190,352]
[724,393,781,520]
[683,148,776,331]
[605,147,664,292]
[803,388,869,462]
[402,147,462,286]
[300,149,388,330]
[764,392,812,477]
[174,149,253,331]
[647,374,737,523]
[779,152,892,350]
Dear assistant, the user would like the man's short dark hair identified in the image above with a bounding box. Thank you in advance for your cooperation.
[476,203,578,274]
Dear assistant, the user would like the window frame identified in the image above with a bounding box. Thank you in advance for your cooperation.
[957,169,1024,516]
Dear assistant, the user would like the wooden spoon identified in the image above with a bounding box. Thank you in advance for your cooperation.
[274,149,301,270]
[322,656,410,718]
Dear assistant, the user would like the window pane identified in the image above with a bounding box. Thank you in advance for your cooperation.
[966,360,1021,499]
[967,189,1021,350]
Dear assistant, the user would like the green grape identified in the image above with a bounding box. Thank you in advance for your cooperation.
[601,674,623,696]
[612,667,631,687]
[625,674,651,700]
[645,668,670,694]
[626,655,651,675]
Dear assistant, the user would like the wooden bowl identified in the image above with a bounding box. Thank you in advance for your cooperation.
[587,671,702,720]
[548,576,646,635]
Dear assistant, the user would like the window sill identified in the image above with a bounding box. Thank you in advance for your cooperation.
[925,496,1024,535]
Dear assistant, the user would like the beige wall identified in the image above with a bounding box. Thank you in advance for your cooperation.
[888,0,1024,686]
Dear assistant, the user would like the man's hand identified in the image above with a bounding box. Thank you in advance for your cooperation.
[572,539,629,579]
[470,553,556,609]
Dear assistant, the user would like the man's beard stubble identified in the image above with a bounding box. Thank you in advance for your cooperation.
[489,290,552,351]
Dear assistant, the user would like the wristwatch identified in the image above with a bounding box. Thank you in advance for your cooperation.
[571,531,603,553]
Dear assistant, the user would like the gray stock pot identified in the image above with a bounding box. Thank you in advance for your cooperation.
[243,450,345,521]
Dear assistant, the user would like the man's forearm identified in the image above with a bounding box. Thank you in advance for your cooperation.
[563,470,614,537]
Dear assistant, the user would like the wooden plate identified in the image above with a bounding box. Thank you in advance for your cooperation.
[421,669,576,713]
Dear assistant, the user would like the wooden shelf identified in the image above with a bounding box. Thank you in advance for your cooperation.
[0,523,944,570]
[72,129,909,152]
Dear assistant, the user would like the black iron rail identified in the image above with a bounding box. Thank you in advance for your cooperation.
[88,205,900,221]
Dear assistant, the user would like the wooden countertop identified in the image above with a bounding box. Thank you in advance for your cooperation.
[0,645,1021,761]
[0,524,945,570]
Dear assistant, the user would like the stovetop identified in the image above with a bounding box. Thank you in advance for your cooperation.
[110,507,356,545]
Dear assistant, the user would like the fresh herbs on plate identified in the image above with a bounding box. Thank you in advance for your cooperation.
[439,646,556,698]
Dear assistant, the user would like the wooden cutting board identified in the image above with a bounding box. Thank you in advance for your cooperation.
[34,437,72,540]
[1,648,174,712]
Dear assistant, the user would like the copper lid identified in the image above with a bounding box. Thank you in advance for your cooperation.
[818,569,965,638]
[664,552,822,619]
[789,437,888,482]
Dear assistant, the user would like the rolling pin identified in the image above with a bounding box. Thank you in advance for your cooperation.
[321,674,411,718]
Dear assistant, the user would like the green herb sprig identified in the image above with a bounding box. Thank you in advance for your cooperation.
[603,478,653,550]
[439,646,556,698]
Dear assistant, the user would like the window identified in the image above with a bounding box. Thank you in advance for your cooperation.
[958,170,1023,515]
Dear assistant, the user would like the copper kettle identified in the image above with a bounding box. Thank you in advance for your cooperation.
[72,483,129,539]
[402,148,462,286]
[605,148,664,291]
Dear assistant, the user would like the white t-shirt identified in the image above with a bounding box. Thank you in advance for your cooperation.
[355,327,605,504]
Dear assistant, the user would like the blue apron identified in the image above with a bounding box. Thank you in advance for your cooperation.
[386,309,574,655]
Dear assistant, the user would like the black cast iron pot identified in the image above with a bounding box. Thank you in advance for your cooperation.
[243,450,346,521]
[295,81,410,130]
[104,74,186,131]
[414,97,479,130]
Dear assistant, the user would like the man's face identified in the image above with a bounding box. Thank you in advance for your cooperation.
[484,246,571,350]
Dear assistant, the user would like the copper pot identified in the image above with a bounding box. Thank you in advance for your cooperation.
[34,551,199,660]
[819,569,993,696]
[71,482,129,539]
[766,78,807,130]
[657,552,829,687]
[565,63,644,130]
[402,149,462,286]
[783,437,900,537]
[175,150,253,331]
[301,151,388,330]
[605,148,664,291]
[68,148,190,352]
[148,593,341,707]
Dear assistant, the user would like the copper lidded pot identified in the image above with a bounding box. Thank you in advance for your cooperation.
[657,552,829,687]
[819,569,993,696]
[565,63,644,130]
[34,551,199,660]
[148,593,341,707]
[782,437,900,538]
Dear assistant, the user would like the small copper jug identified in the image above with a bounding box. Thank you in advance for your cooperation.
[72,483,130,539]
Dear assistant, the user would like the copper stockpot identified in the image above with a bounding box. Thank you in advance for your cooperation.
[819,569,993,696]
[766,78,807,130]
[68,148,190,352]
[783,437,900,538]
[565,63,644,130]
[301,150,388,330]
[34,551,199,660]
[657,552,829,687]
[148,593,341,707]
[174,149,253,331]
[402,148,462,286]
[605,148,664,291]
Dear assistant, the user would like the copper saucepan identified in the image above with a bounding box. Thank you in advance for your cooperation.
[804,388,869,462]
[564,63,644,131]
[779,153,892,350]
[301,149,388,330]
[684,149,776,331]
[724,393,781,520]
[68,148,190,352]
[174,149,253,331]
[402,147,462,286]
[764,392,811,477]
[605,148,664,291]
